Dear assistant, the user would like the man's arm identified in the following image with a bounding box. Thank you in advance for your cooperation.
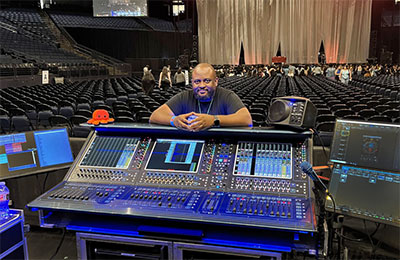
[218,107,252,127]
[149,104,174,125]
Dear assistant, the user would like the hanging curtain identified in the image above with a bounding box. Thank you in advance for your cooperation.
[196,0,372,64]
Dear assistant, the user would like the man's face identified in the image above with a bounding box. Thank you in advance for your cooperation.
[192,68,218,102]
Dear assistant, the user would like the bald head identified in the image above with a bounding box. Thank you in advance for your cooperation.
[193,63,217,79]
[191,63,218,102]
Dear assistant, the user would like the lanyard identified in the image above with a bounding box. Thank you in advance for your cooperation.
[198,97,214,115]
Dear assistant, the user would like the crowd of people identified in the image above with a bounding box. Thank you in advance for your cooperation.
[214,64,400,84]
[141,63,400,94]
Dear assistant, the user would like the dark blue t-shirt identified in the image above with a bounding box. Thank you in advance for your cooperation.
[166,87,245,116]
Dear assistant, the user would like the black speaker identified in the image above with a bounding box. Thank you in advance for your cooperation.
[268,96,317,129]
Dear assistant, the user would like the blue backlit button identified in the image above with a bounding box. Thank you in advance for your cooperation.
[216,185,220,189]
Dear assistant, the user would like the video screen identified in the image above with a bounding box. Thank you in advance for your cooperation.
[80,136,139,169]
[93,0,147,17]
[330,120,400,172]
[0,128,74,180]
[145,139,204,173]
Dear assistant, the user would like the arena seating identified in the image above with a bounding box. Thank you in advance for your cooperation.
[139,17,176,32]
[50,12,148,31]
[0,27,91,65]
[176,19,192,32]
[0,8,56,42]
[1,75,399,138]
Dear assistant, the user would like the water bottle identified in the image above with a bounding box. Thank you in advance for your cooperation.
[0,182,10,220]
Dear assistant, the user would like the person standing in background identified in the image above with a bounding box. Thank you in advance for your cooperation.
[339,65,352,85]
[142,68,156,95]
[174,67,186,88]
[325,64,336,81]
[159,66,172,91]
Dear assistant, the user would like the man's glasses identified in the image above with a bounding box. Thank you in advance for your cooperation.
[192,78,214,85]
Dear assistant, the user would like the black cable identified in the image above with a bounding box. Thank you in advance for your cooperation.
[35,174,43,194]
[49,228,66,260]
[363,220,383,256]
[42,172,49,193]
[312,128,333,176]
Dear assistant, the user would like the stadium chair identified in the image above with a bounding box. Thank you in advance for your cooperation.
[105,97,117,106]
[334,109,354,118]
[49,115,72,135]
[77,103,91,111]
[113,104,130,112]
[115,110,133,118]
[382,109,400,119]
[316,122,335,132]
[368,115,392,123]
[316,114,336,124]
[59,106,75,119]
[330,104,347,112]
[70,115,90,137]
[38,110,54,128]
[366,100,380,109]
[137,116,150,123]
[115,116,135,123]
[374,105,391,114]
[0,108,11,133]
[317,108,332,116]
[135,110,151,122]
[378,98,391,105]
[76,109,93,118]
[386,101,400,109]
[12,115,33,132]
[251,113,266,127]
[343,115,365,121]
[352,104,368,113]
[358,109,377,119]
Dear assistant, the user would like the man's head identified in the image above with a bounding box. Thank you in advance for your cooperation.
[192,63,218,102]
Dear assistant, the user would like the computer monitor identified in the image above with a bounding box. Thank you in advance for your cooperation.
[327,120,400,226]
[0,128,74,180]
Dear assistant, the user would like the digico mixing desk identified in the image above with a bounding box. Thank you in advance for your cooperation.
[29,124,317,245]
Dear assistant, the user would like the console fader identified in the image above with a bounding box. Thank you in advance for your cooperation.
[29,124,316,232]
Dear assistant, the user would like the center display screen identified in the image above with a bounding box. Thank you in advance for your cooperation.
[145,139,204,173]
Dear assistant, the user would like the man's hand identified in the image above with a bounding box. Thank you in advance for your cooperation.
[173,112,195,130]
[188,113,214,131]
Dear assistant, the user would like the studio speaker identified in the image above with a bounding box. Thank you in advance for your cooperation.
[268,96,317,130]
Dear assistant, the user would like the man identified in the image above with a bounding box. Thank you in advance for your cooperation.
[149,63,252,131]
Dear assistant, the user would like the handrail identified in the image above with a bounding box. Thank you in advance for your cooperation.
[74,43,125,65]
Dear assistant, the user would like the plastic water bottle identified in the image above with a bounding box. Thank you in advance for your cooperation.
[0,182,10,220]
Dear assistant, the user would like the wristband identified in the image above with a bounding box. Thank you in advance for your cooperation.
[170,116,176,127]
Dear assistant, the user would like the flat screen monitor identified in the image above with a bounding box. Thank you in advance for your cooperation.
[145,139,204,173]
[93,0,148,17]
[327,120,400,226]
[0,128,74,180]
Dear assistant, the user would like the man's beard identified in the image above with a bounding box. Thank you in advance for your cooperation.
[194,88,215,102]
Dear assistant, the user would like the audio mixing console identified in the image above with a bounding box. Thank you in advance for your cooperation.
[29,124,316,233]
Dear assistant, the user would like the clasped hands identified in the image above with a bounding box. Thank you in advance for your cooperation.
[172,112,215,131]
